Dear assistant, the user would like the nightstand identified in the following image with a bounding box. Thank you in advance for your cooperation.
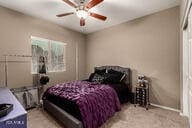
[134,85,150,110]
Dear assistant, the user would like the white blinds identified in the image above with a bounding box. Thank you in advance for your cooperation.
[31,36,66,73]
[50,41,66,72]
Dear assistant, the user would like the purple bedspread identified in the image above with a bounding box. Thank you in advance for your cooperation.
[44,81,121,128]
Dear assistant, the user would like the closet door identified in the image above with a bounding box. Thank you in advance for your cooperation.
[188,7,192,127]
[189,41,192,127]
[183,29,189,117]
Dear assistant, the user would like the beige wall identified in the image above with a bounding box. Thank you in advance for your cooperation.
[86,7,180,109]
[0,6,86,88]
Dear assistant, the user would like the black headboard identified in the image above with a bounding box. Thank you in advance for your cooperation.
[94,66,132,91]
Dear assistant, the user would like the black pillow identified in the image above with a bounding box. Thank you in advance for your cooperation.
[103,73,121,84]
[88,73,95,81]
[107,69,125,83]
[108,69,123,76]
[94,69,106,75]
[91,73,105,84]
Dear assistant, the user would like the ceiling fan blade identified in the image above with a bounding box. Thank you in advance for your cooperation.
[89,12,107,21]
[62,0,77,8]
[80,18,85,26]
[86,0,103,9]
[56,12,74,17]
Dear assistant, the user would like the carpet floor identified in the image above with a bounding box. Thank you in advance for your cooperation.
[27,104,189,128]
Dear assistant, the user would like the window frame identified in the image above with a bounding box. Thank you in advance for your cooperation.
[31,36,67,74]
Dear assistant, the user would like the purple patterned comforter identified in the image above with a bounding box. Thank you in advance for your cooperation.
[44,81,121,128]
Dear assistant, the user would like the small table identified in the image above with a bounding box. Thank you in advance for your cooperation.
[134,85,150,110]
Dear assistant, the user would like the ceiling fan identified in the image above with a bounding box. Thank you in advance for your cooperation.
[56,0,107,26]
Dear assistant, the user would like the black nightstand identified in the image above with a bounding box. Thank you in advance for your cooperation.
[134,85,150,110]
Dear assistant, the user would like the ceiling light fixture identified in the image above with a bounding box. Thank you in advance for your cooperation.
[57,0,107,26]
[76,10,88,19]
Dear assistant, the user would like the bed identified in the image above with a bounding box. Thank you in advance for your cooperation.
[43,66,132,128]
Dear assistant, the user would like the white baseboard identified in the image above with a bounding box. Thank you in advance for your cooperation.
[151,103,180,113]
[179,112,189,117]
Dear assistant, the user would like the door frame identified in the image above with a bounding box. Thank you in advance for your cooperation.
[182,29,189,117]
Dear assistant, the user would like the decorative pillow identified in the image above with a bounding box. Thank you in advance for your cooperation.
[94,69,106,75]
[103,73,121,84]
[108,69,123,75]
[91,73,105,83]
[107,69,126,83]
[88,73,95,81]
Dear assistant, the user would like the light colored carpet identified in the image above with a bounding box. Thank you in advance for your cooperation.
[27,104,189,128]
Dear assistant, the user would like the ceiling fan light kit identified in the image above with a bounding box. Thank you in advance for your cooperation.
[76,10,88,19]
[57,0,107,26]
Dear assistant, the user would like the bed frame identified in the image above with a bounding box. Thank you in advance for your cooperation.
[43,66,132,128]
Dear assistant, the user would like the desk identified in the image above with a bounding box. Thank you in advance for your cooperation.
[0,87,27,128]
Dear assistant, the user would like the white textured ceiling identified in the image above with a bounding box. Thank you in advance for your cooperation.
[0,0,180,34]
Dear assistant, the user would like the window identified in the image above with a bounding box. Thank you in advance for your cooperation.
[31,36,66,73]
[51,41,66,72]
